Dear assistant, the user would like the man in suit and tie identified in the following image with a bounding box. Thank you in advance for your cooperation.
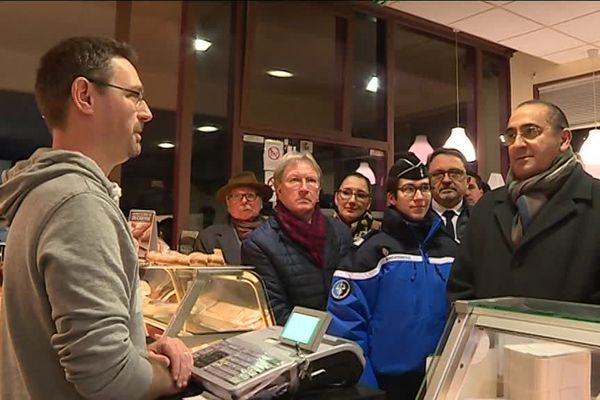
[427,148,470,243]
[195,171,272,265]
[448,100,600,304]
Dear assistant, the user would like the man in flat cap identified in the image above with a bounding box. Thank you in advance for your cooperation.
[195,171,272,265]
[327,151,456,400]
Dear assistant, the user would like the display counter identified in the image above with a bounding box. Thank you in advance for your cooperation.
[140,264,275,348]
[160,382,386,400]
[420,297,600,400]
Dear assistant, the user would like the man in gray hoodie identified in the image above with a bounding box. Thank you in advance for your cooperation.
[0,37,192,399]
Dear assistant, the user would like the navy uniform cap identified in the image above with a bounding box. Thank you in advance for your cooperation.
[389,151,428,180]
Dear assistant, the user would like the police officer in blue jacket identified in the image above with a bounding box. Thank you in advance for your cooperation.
[327,152,457,400]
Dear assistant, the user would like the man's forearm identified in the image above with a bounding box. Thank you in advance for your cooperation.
[141,358,179,400]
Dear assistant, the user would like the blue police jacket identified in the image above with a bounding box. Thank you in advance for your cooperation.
[327,207,456,387]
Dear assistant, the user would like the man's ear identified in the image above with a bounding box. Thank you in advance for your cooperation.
[71,77,94,115]
[560,128,572,152]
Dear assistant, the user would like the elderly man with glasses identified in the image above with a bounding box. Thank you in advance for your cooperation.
[195,171,272,265]
[449,100,600,306]
[334,172,381,243]
[427,148,470,243]
[242,152,351,325]
[327,152,456,400]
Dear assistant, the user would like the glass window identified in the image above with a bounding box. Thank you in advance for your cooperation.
[121,1,182,245]
[0,91,49,164]
[394,27,475,160]
[188,1,232,230]
[352,12,386,141]
[481,52,509,179]
[242,137,386,212]
[243,1,345,133]
[120,110,175,219]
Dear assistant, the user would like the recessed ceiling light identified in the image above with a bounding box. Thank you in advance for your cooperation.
[366,76,379,93]
[194,38,212,52]
[196,125,219,133]
[157,141,175,149]
[266,69,293,78]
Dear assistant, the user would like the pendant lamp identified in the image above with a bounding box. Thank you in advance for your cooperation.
[443,29,476,162]
[356,161,376,185]
[409,135,434,163]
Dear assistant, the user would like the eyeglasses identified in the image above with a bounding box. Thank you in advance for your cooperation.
[87,77,145,106]
[284,176,320,190]
[397,184,431,197]
[337,188,370,202]
[227,192,258,202]
[430,169,466,183]
[500,124,544,146]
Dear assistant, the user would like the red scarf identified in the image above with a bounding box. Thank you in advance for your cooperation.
[231,216,263,241]
[274,203,327,268]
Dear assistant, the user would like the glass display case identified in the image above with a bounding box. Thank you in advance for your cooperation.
[420,297,600,400]
[139,265,275,348]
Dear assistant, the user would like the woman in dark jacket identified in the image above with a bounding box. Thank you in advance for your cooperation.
[241,151,352,325]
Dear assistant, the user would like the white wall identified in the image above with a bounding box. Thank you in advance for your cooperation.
[511,51,595,109]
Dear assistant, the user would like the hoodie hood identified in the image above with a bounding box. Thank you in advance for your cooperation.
[0,148,119,224]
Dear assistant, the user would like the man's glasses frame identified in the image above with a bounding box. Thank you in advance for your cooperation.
[284,176,320,190]
[86,77,145,106]
[500,123,545,146]
[430,169,466,183]
[227,192,259,202]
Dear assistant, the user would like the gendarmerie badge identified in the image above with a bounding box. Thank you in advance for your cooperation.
[331,279,351,300]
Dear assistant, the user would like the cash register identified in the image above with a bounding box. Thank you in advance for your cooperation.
[191,307,365,400]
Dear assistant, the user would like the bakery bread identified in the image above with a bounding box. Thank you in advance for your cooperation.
[207,249,225,266]
[189,252,208,266]
[146,250,189,265]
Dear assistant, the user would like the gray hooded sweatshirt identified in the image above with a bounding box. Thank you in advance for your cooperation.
[0,149,152,399]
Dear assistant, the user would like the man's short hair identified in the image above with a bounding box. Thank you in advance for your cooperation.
[35,36,137,130]
[427,148,468,171]
[467,171,483,191]
[273,151,322,187]
[516,100,569,133]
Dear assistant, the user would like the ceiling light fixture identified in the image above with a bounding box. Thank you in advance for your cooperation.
[266,69,293,78]
[356,161,376,185]
[196,125,219,133]
[193,38,212,52]
[580,48,600,177]
[443,29,476,162]
[408,135,434,163]
[157,141,175,149]
[366,76,379,93]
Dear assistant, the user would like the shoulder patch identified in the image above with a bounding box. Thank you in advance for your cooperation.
[331,279,351,301]
[382,247,390,257]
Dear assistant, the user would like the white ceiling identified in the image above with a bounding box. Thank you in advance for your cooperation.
[386,1,600,64]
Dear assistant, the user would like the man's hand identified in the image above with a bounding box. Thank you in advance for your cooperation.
[148,337,193,389]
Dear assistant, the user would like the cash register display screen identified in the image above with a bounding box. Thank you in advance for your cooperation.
[281,313,320,344]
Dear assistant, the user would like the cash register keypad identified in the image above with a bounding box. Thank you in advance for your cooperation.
[194,342,283,385]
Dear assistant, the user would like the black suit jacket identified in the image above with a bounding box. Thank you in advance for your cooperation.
[195,223,241,265]
[448,166,600,305]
